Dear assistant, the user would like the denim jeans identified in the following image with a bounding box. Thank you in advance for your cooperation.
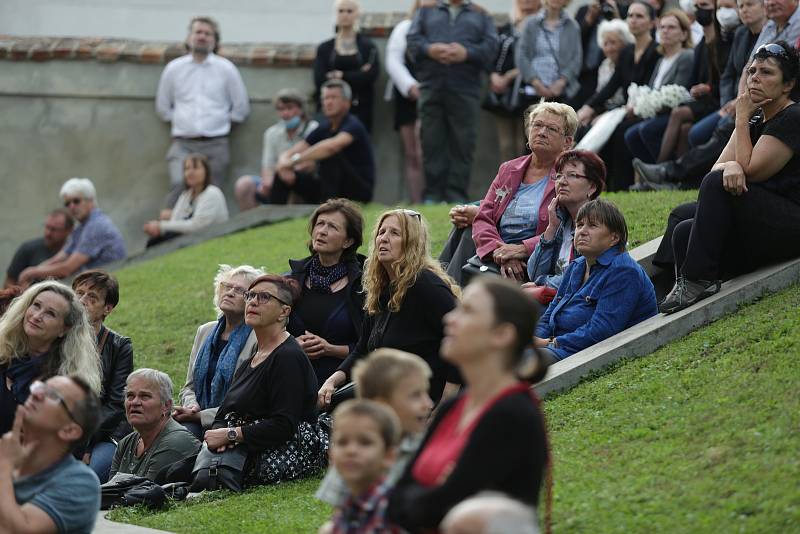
[624,114,670,163]
[89,441,117,484]
[688,112,722,148]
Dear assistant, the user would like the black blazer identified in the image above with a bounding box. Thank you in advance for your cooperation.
[586,40,661,112]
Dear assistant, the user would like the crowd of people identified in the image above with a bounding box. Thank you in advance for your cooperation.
[3,0,800,531]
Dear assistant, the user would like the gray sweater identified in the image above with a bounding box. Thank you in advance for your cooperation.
[517,11,583,99]
[407,1,498,97]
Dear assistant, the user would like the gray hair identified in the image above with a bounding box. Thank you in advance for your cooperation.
[60,177,97,202]
[126,368,173,406]
[441,492,540,534]
[321,79,353,102]
[212,264,265,313]
[597,18,635,48]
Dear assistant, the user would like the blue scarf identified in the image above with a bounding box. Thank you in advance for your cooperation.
[192,317,252,409]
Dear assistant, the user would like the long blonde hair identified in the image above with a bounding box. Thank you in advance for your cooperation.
[363,210,460,315]
[0,281,102,394]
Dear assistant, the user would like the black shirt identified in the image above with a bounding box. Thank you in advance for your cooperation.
[338,269,459,403]
[212,336,318,453]
[586,40,661,112]
[750,103,800,204]
[6,237,55,281]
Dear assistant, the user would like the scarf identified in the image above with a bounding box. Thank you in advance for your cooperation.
[308,255,348,294]
[7,352,48,404]
[192,317,252,409]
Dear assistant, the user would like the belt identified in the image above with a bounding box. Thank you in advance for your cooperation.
[174,135,228,141]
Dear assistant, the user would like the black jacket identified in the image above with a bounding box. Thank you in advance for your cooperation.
[94,325,134,444]
[586,40,661,113]
[719,24,760,104]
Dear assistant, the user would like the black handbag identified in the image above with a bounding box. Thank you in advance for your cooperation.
[190,442,249,492]
[327,381,357,412]
[101,474,166,510]
[461,254,501,285]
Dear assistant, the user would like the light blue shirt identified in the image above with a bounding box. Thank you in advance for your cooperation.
[498,179,548,244]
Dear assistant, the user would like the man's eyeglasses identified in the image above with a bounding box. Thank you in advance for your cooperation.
[244,290,289,306]
[63,197,83,208]
[555,172,589,181]
[530,121,565,136]
[338,8,354,13]
[755,43,788,60]
[220,282,247,297]
[30,380,78,423]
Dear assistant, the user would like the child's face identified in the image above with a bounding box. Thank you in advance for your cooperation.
[331,414,395,494]
[386,371,433,436]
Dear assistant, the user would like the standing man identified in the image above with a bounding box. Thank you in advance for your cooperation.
[234,88,319,210]
[4,209,73,288]
[276,80,375,203]
[18,178,126,287]
[408,1,498,203]
[156,16,250,206]
[0,376,102,534]
[72,270,133,484]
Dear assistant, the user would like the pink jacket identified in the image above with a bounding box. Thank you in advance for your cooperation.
[472,154,556,259]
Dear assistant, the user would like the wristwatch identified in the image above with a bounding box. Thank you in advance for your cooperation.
[227,428,238,443]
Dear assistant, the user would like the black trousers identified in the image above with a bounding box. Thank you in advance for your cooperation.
[318,154,373,203]
[266,171,321,204]
[600,116,641,191]
[673,170,800,281]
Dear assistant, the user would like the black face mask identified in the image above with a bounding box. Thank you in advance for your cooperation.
[695,7,714,26]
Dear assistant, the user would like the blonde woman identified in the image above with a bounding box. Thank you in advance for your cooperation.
[0,281,101,433]
[175,264,264,439]
[313,0,379,132]
[318,209,461,406]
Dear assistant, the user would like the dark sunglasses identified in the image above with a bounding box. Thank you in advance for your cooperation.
[63,197,83,207]
[399,209,422,220]
[755,43,788,60]
[30,380,79,423]
[244,290,289,306]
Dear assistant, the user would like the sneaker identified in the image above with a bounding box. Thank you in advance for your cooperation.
[629,181,655,192]
[659,276,721,314]
[632,158,670,185]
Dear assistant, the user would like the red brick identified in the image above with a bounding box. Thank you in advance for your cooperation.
[274,46,298,67]
[164,43,185,62]
[10,42,32,61]
[249,47,275,66]
[29,43,53,61]
[139,45,166,64]
[52,38,79,59]
[119,42,142,63]
[95,45,121,63]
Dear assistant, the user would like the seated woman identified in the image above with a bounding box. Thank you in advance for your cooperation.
[143,153,229,247]
[0,281,101,434]
[287,199,365,388]
[465,102,577,283]
[204,275,323,486]
[524,149,606,304]
[175,264,264,440]
[318,209,461,407]
[110,369,200,482]
[660,42,800,313]
[535,199,658,361]
[388,277,549,532]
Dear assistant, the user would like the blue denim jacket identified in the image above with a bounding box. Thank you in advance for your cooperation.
[526,207,577,289]
[535,246,658,360]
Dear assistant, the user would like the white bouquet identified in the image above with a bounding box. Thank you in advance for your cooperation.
[627,83,691,119]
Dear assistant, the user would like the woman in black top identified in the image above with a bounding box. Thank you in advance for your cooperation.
[313,0,380,132]
[388,277,549,532]
[287,198,365,388]
[660,42,800,314]
[317,209,462,407]
[206,275,320,482]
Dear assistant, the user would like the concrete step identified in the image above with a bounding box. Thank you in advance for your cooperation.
[94,511,172,534]
[535,256,800,397]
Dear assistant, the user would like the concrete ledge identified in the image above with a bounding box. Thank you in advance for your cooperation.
[94,511,172,534]
[104,204,317,272]
[535,256,800,397]
[630,236,662,278]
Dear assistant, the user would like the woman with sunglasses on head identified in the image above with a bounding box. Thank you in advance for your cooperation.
[0,281,101,434]
[523,149,605,305]
[204,275,322,485]
[313,0,379,132]
[174,264,264,440]
[660,41,800,313]
[287,199,365,388]
[318,209,462,408]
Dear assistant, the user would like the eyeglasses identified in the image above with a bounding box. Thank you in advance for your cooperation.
[220,282,247,297]
[29,380,78,423]
[338,8,354,13]
[244,290,289,306]
[555,172,589,181]
[754,43,789,60]
[530,121,565,136]
[399,209,422,220]
[63,197,83,207]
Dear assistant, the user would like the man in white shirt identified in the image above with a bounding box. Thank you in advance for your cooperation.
[156,16,250,206]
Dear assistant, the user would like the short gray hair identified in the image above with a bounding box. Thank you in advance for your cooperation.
[60,177,97,202]
[212,264,265,313]
[321,79,353,102]
[597,18,635,48]
[441,492,540,534]
[126,368,173,406]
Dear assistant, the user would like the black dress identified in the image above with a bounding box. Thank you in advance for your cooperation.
[337,269,460,404]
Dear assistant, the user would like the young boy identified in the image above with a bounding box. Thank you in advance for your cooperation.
[321,399,402,534]
[316,349,434,506]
